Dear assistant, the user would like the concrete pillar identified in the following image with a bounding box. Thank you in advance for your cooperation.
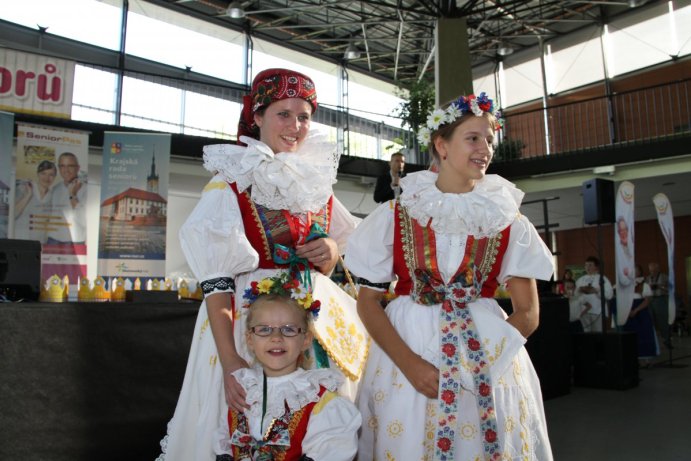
[435,17,473,106]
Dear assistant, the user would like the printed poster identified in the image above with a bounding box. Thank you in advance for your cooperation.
[15,123,89,292]
[98,132,171,281]
[653,193,676,324]
[0,111,13,238]
[614,181,635,325]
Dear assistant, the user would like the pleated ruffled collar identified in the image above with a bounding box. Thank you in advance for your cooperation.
[202,131,339,214]
[233,367,342,422]
[398,170,524,237]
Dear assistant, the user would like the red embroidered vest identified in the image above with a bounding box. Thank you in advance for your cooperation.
[230,183,333,269]
[228,386,328,461]
[392,203,510,300]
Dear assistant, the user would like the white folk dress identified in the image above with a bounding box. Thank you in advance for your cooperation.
[213,367,361,460]
[158,132,361,461]
[346,171,554,461]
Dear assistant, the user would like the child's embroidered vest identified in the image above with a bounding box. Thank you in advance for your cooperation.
[227,386,328,461]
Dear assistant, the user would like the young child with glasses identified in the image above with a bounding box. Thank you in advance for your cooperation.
[213,287,361,461]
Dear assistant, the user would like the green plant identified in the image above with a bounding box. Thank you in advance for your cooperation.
[493,138,525,162]
[392,79,436,132]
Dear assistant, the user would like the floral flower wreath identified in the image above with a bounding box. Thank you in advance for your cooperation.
[417,92,503,149]
[243,271,321,319]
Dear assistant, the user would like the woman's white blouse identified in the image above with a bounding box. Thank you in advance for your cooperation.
[345,172,554,286]
[180,176,357,285]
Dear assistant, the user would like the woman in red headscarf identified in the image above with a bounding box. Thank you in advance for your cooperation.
[158,69,363,461]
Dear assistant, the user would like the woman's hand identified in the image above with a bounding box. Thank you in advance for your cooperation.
[400,355,439,399]
[296,236,339,274]
[224,356,250,412]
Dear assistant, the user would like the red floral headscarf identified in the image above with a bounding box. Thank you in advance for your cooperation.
[237,68,318,145]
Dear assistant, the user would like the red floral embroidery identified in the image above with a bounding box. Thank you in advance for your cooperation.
[441,389,455,405]
[437,437,452,452]
[468,338,480,351]
[479,382,491,397]
[485,429,497,443]
[442,343,456,357]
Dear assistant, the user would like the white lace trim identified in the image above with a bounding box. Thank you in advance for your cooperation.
[233,367,342,422]
[203,130,340,214]
[398,171,524,237]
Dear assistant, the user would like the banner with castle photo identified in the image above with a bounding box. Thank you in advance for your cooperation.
[15,122,89,292]
[0,111,13,238]
[97,132,171,280]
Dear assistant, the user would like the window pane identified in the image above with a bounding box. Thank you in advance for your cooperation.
[675,4,691,58]
[0,0,122,50]
[120,76,182,132]
[606,2,674,77]
[183,92,239,140]
[126,0,245,82]
[71,65,118,124]
[546,28,604,94]
[348,71,404,127]
[501,53,544,107]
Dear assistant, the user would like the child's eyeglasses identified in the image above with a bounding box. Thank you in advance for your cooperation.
[249,324,305,337]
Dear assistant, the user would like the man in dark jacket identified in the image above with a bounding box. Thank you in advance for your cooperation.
[373,151,405,203]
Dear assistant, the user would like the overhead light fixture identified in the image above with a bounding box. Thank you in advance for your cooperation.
[628,0,645,7]
[226,1,245,19]
[497,44,514,57]
[344,43,361,60]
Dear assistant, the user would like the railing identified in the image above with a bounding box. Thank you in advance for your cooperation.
[497,79,691,161]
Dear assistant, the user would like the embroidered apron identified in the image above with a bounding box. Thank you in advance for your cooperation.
[393,204,510,460]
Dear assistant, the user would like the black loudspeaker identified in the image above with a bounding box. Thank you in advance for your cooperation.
[573,332,639,390]
[0,239,42,301]
[582,178,615,224]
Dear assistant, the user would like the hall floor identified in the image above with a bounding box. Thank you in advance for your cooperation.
[545,335,691,461]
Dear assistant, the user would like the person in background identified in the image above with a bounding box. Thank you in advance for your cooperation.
[624,264,659,368]
[554,268,574,295]
[373,150,405,203]
[564,278,585,333]
[213,285,360,461]
[14,160,57,243]
[158,68,360,461]
[646,261,672,349]
[47,152,86,245]
[574,256,613,332]
[347,92,553,460]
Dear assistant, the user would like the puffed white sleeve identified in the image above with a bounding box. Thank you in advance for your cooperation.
[302,392,362,461]
[498,214,554,283]
[328,196,362,254]
[344,201,395,289]
[179,176,259,297]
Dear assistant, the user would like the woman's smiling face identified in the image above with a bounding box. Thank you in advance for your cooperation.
[255,98,312,153]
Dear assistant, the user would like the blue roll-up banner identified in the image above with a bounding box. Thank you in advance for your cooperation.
[98,132,171,281]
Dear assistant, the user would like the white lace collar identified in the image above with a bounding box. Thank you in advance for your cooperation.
[398,170,524,237]
[232,367,343,422]
[202,130,340,214]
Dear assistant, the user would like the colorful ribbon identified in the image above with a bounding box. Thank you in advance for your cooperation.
[413,266,501,461]
[272,223,327,290]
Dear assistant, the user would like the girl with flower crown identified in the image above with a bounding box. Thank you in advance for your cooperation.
[346,93,554,460]
[158,69,364,461]
[213,277,361,461]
